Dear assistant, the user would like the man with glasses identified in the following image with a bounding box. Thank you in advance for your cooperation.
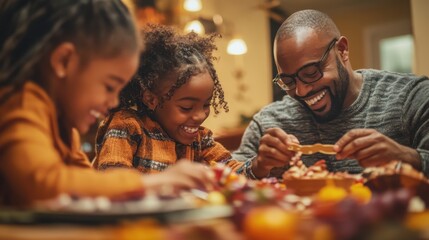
[233,9,429,179]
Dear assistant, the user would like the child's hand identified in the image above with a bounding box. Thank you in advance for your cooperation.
[141,161,215,196]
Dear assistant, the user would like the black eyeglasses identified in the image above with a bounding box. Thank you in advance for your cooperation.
[273,38,338,91]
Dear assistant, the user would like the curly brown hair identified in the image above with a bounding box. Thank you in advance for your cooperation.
[117,24,228,115]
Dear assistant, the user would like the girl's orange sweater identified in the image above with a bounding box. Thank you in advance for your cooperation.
[0,82,143,206]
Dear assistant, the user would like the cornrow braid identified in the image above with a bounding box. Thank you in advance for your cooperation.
[0,0,140,92]
[117,23,228,115]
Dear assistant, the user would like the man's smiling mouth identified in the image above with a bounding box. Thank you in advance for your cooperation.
[304,89,327,106]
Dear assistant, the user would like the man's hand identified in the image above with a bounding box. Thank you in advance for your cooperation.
[334,129,421,169]
[252,128,300,178]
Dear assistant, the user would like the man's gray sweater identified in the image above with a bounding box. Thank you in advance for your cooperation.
[232,69,429,177]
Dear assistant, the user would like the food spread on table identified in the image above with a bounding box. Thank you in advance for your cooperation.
[1,156,429,240]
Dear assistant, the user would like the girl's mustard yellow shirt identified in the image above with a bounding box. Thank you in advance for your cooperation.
[0,82,143,206]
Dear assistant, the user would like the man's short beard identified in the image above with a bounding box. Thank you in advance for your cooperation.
[299,57,350,123]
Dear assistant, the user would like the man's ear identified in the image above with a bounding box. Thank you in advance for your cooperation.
[336,36,349,62]
[50,42,76,79]
[142,90,159,111]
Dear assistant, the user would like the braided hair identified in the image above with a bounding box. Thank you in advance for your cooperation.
[0,0,140,101]
[117,24,228,115]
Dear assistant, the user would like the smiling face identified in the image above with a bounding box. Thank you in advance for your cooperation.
[274,30,350,123]
[150,71,214,145]
[55,48,139,134]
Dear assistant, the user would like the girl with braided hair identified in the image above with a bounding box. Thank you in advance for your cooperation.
[93,24,247,175]
[0,0,215,207]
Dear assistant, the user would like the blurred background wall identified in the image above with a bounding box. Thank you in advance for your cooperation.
[411,0,429,77]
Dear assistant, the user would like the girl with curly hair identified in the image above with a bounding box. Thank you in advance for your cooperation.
[93,24,246,175]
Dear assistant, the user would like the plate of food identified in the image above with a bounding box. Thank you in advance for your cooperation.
[282,159,358,196]
[284,178,356,196]
[363,161,429,205]
[0,193,233,225]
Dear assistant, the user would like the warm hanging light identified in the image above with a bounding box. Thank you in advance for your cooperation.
[184,0,202,12]
[184,20,205,35]
[227,38,248,55]
[212,14,223,25]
